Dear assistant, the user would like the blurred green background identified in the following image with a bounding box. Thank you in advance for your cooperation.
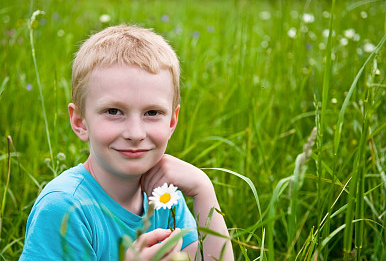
[1,0,386,260]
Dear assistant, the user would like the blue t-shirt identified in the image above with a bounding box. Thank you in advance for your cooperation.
[20,164,198,260]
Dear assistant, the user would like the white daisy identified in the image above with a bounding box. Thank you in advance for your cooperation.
[363,42,376,53]
[99,14,111,23]
[287,27,297,38]
[149,183,180,210]
[340,37,348,46]
[344,28,355,39]
[302,13,315,24]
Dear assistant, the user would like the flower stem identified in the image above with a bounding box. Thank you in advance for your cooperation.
[171,207,176,231]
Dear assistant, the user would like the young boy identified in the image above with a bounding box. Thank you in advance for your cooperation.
[20,25,233,260]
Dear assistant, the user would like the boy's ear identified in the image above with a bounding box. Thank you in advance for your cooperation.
[68,103,89,142]
[168,105,180,139]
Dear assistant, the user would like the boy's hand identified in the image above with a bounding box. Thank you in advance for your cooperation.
[125,228,183,261]
[141,154,234,260]
[141,154,212,199]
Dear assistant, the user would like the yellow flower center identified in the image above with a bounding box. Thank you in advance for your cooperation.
[160,193,171,204]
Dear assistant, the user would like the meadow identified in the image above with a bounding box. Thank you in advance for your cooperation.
[1,0,386,260]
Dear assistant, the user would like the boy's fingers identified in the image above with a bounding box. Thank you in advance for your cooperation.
[138,229,172,247]
[157,228,183,259]
[127,229,183,261]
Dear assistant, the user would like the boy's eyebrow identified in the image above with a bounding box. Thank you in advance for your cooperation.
[94,99,124,108]
[95,99,172,111]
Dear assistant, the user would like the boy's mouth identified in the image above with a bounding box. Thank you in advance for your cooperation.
[116,149,150,158]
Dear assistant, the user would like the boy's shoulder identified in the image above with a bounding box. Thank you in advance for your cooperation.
[34,164,90,207]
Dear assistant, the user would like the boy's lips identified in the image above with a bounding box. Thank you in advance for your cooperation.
[116,149,150,158]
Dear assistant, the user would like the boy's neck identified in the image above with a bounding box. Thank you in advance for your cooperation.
[84,158,144,216]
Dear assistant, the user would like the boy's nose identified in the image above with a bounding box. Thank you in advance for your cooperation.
[122,117,146,142]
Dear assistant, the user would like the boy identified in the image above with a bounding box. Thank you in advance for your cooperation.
[20,25,233,260]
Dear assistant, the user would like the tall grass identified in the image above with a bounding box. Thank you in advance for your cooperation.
[1,0,386,260]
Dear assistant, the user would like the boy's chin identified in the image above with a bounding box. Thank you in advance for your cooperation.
[112,165,153,180]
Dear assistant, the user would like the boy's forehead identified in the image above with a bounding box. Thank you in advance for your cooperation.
[86,64,174,103]
[89,64,173,81]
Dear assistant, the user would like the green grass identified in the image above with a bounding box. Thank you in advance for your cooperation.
[1,0,386,260]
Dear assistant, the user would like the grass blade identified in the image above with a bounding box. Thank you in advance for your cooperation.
[28,10,56,174]
[342,33,386,258]
[151,229,190,261]
[317,0,335,255]
[202,167,262,220]
[0,77,9,100]
[333,33,386,155]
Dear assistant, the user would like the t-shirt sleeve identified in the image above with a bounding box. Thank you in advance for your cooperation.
[172,191,198,249]
[19,192,97,261]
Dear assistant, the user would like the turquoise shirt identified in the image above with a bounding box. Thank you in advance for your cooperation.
[20,164,198,260]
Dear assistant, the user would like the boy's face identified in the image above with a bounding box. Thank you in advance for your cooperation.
[71,64,179,179]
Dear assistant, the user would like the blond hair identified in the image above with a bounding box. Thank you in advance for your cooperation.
[72,25,180,116]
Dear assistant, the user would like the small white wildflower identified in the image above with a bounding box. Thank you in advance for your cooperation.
[363,42,376,53]
[57,29,65,37]
[319,42,326,50]
[99,14,111,23]
[340,37,348,46]
[344,28,355,39]
[322,11,330,18]
[375,69,380,75]
[360,11,368,19]
[353,34,360,42]
[149,183,180,210]
[259,11,271,20]
[302,13,315,23]
[322,29,335,38]
[331,98,338,104]
[287,27,297,38]
[57,152,66,161]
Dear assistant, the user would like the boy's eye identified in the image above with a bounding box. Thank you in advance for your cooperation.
[145,110,159,116]
[107,109,120,115]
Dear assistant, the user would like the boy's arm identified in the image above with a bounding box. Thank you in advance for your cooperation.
[141,154,234,261]
[186,176,233,260]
